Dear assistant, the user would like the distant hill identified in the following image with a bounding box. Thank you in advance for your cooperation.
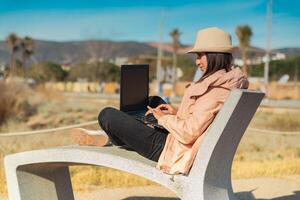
[274,48,300,58]
[147,42,300,59]
[0,40,157,65]
[0,39,299,65]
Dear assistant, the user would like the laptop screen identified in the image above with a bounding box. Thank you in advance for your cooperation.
[120,64,149,112]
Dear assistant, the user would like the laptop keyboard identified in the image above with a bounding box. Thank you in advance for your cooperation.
[134,112,156,123]
[133,112,157,123]
[129,111,166,131]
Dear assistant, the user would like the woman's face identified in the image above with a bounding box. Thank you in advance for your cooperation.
[196,52,208,73]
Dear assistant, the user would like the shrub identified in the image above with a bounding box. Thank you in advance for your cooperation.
[0,80,37,125]
[249,56,300,81]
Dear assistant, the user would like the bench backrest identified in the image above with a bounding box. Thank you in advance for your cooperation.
[188,89,264,185]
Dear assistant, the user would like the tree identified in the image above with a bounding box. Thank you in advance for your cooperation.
[28,62,65,83]
[6,33,20,76]
[97,61,120,82]
[235,25,253,76]
[20,37,35,79]
[249,56,300,81]
[169,28,181,92]
[67,61,120,82]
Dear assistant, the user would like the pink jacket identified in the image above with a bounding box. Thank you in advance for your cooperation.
[157,68,249,175]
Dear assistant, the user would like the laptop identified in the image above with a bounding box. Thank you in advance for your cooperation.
[120,64,166,131]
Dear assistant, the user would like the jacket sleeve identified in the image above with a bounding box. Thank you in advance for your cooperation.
[158,99,222,145]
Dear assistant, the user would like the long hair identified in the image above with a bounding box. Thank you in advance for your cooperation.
[198,52,233,82]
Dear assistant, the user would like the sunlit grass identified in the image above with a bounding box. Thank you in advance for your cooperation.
[232,158,300,179]
[0,167,6,194]
[70,166,156,192]
[250,107,300,131]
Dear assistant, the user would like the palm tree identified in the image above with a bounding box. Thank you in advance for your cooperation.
[6,33,19,76]
[235,25,253,77]
[169,28,181,93]
[21,36,34,78]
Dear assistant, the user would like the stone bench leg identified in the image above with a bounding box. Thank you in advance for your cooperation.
[5,163,74,200]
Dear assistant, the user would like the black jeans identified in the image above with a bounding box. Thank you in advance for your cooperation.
[98,96,168,162]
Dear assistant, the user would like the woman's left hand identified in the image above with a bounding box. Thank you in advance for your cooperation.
[145,106,167,120]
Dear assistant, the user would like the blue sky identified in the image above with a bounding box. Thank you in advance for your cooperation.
[0,0,299,48]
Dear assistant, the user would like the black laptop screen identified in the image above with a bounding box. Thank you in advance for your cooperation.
[120,64,149,112]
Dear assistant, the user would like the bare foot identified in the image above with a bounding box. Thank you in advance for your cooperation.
[71,128,109,147]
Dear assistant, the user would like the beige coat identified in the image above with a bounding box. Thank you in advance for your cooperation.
[157,68,249,175]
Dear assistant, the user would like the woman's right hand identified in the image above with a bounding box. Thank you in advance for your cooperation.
[156,104,177,115]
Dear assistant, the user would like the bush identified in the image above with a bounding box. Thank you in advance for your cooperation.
[0,80,37,125]
[28,62,65,83]
[249,56,300,81]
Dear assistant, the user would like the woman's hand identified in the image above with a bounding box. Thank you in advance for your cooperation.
[145,106,167,120]
[145,104,177,120]
[156,104,177,115]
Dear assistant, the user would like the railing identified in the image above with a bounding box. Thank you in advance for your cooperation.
[1,120,299,137]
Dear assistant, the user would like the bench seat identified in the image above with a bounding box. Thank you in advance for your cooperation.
[5,89,264,200]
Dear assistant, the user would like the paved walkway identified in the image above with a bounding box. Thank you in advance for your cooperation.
[74,176,300,200]
[1,176,299,200]
[233,176,300,200]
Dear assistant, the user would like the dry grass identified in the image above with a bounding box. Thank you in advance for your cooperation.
[250,107,300,131]
[0,80,37,125]
[0,167,6,194]
[233,136,300,179]
[0,89,300,196]
[232,158,300,179]
[232,108,300,179]
[70,166,156,192]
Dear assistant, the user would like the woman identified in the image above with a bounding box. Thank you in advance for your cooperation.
[71,27,249,175]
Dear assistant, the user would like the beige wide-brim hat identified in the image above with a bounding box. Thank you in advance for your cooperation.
[187,27,233,54]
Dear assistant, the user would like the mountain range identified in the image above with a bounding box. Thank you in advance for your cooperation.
[0,40,299,65]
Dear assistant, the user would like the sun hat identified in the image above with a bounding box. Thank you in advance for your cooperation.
[187,27,233,53]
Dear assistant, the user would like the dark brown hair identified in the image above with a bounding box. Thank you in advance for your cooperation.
[199,52,233,82]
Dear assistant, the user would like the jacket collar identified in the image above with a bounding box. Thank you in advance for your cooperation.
[189,69,227,98]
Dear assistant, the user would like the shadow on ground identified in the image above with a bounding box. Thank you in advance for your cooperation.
[235,190,300,200]
[122,191,300,200]
[122,198,179,200]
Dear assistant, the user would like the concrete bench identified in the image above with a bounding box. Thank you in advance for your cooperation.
[4,89,264,200]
